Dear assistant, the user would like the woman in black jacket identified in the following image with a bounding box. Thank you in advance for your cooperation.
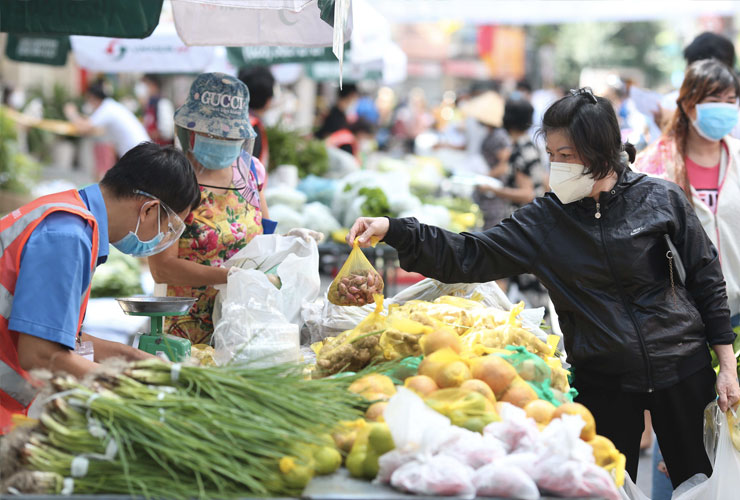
[348,88,740,488]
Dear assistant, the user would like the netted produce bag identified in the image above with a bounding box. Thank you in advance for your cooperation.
[494,346,574,407]
[315,295,386,375]
[378,316,433,361]
[424,388,499,433]
[328,241,384,306]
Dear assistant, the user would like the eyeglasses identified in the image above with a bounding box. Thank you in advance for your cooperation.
[569,87,598,104]
[133,189,186,249]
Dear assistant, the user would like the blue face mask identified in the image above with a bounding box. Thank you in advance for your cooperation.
[112,205,165,257]
[192,134,243,169]
[692,102,739,141]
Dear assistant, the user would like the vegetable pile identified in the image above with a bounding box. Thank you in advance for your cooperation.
[1,360,363,498]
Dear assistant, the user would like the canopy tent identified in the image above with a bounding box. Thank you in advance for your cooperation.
[70,23,218,74]
[0,0,164,38]
[369,0,740,25]
[170,0,352,47]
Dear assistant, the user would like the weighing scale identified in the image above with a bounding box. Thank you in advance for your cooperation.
[116,296,196,362]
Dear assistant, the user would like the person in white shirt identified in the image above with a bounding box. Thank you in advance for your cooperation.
[64,82,150,158]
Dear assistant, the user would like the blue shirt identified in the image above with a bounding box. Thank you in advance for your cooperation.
[8,185,110,349]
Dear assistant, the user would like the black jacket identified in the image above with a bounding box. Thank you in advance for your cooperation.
[385,169,735,392]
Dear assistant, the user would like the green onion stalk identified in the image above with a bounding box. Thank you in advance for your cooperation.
[2,360,364,499]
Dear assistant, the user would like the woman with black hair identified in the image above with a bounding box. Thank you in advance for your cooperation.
[347,88,740,488]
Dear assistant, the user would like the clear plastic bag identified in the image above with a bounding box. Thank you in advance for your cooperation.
[672,404,740,500]
[327,241,384,306]
[473,463,540,500]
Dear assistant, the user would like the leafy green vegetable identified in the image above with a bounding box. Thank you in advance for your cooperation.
[0,109,41,195]
[90,247,143,298]
[358,187,392,218]
[265,126,329,178]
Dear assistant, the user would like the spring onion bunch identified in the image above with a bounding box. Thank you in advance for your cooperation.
[1,360,363,498]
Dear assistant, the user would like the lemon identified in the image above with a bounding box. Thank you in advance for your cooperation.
[313,446,342,476]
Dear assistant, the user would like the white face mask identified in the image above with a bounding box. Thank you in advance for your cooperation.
[549,162,595,204]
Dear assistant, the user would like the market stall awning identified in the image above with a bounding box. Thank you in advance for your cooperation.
[4,35,70,66]
[70,23,217,74]
[226,46,341,67]
[0,0,163,38]
[170,0,352,47]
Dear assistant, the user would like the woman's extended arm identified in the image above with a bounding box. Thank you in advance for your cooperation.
[148,242,228,287]
[348,207,546,284]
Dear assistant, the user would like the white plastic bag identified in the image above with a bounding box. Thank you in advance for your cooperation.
[212,235,319,366]
[483,405,540,454]
[212,269,299,367]
[301,300,376,345]
[387,278,512,310]
[436,427,507,469]
[390,455,476,498]
[220,234,320,325]
[672,409,740,500]
[619,473,651,500]
[473,463,540,500]
[534,414,619,500]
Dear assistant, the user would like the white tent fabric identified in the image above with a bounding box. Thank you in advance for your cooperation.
[171,0,352,47]
[370,0,740,25]
[70,23,217,73]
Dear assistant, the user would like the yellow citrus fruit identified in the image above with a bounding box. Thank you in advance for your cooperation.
[553,402,597,441]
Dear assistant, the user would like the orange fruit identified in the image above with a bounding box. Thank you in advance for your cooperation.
[435,361,472,388]
[365,402,388,422]
[500,378,538,408]
[552,402,596,441]
[460,379,496,403]
[421,327,462,355]
[524,399,556,425]
[471,355,518,399]
[404,375,439,397]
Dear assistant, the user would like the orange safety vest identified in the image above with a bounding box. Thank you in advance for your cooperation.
[325,128,357,158]
[0,190,99,433]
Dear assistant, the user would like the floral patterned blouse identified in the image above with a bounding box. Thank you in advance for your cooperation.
[165,158,265,344]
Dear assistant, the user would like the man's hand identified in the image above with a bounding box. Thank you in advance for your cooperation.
[81,333,158,363]
[347,217,390,247]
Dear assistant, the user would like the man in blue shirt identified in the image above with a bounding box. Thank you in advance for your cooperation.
[1,143,200,427]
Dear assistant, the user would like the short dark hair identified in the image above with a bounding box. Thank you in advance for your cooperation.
[516,79,533,93]
[349,118,375,135]
[503,99,534,132]
[142,74,162,90]
[684,32,736,68]
[100,142,200,213]
[538,88,636,180]
[238,66,275,111]
[338,83,359,100]
[85,83,107,101]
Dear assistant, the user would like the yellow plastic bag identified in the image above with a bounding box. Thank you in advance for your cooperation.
[424,388,499,432]
[328,241,384,306]
[378,316,433,360]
